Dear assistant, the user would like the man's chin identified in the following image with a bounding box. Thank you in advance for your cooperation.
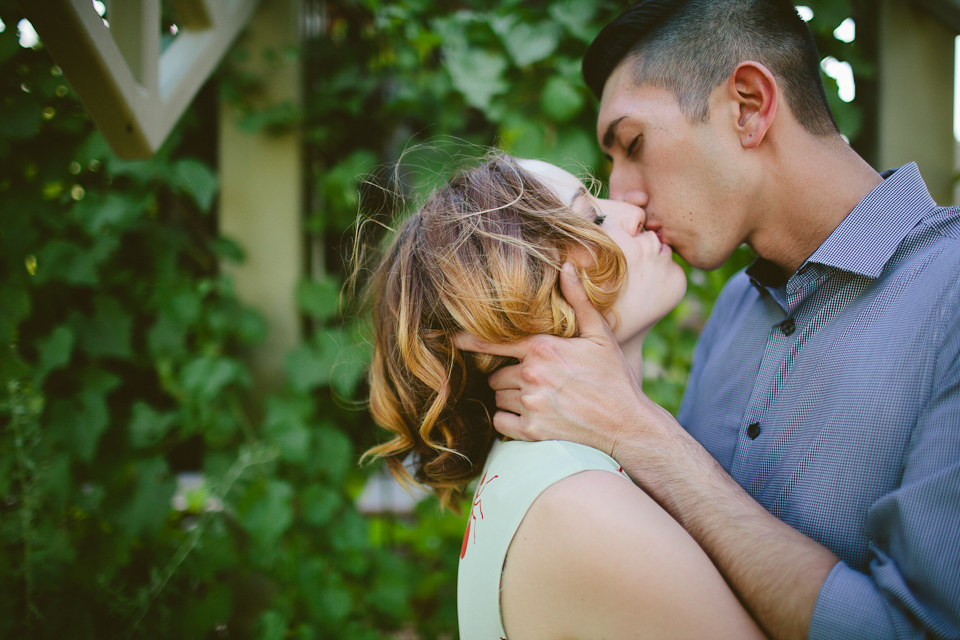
[683,250,731,272]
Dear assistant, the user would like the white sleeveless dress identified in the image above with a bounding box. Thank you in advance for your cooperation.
[456,439,631,640]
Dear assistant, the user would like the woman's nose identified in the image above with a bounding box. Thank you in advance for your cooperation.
[623,204,646,236]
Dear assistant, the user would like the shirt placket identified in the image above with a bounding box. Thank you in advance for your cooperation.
[729,268,826,495]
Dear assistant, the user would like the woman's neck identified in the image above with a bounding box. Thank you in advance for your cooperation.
[619,331,648,383]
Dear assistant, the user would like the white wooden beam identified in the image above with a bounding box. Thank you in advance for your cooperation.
[19,0,261,158]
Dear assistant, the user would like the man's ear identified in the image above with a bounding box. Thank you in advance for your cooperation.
[728,61,778,149]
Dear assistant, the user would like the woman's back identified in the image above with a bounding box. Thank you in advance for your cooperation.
[457,439,628,639]
[459,439,766,640]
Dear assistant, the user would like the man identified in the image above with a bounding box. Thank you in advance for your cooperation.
[456,1,960,638]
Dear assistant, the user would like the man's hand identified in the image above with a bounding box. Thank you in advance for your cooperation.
[455,262,839,640]
[454,263,652,460]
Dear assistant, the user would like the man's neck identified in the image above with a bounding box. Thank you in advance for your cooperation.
[746,135,883,275]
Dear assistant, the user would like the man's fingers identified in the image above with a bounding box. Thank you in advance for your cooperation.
[559,262,614,341]
[492,410,529,441]
[488,363,523,391]
[452,332,527,359]
[494,389,524,415]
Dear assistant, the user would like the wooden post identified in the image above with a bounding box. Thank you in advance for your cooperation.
[878,0,956,204]
[219,0,302,391]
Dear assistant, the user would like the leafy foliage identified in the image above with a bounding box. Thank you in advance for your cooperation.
[0,0,867,638]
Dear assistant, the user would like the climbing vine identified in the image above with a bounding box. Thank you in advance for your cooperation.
[0,0,867,638]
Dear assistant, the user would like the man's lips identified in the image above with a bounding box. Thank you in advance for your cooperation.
[646,227,673,254]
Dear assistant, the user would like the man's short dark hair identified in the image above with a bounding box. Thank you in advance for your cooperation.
[582,0,838,136]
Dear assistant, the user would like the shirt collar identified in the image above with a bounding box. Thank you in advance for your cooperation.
[747,162,935,287]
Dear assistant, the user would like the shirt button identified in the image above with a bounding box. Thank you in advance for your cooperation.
[747,423,762,440]
[779,317,796,336]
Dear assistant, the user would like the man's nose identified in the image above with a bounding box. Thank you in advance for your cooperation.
[609,168,649,209]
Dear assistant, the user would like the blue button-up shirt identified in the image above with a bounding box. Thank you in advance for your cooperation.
[677,164,960,639]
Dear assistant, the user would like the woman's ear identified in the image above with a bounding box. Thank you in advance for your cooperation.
[728,61,778,149]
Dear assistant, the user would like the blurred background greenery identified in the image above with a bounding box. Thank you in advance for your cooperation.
[0,0,880,637]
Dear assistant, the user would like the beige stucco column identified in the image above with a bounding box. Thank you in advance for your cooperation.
[219,0,302,390]
[878,0,956,204]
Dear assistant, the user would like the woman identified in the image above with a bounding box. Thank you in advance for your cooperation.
[360,153,765,640]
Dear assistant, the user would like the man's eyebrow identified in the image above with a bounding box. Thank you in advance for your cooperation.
[601,116,628,149]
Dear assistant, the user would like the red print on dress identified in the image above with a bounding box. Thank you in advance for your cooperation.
[460,472,498,559]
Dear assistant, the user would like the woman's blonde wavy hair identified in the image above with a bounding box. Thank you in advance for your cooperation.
[359,153,626,511]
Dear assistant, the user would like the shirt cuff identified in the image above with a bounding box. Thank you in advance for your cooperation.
[808,561,898,640]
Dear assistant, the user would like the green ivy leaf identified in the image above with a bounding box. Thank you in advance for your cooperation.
[115,458,175,537]
[0,92,42,140]
[443,45,508,113]
[129,401,177,449]
[237,101,302,135]
[548,0,600,42]
[109,156,160,184]
[181,584,233,637]
[0,283,31,342]
[807,0,852,30]
[40,452,73,507]
[34,240,99,285]
[311,425,353,482]
[285,343,330,393]
[168,289,202,325]
[368,567,412,618]
[296,277,341,321]
[500,113,547,159]
[541,76,584,123]
[34,325,74,385]
[328,336,371,399]
[71,295,133,359]
[180,355,250,399]
[320,150,378,230]
[262,396,311,463]
[257,610,289,640]
[211,236,245,263]
[172,158,219,213]
[319,583,353,623]
[330,508,368,553]
[240,479,294,546]
[543,128,601,171]
[48,371,120,462]
[70,191,149,236]
[496,20,562,67]
[301,483,341,527]
[76,130,112,165]
[235,308,268,345]
[147,313,186,357]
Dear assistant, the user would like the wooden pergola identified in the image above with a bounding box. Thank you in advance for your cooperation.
[20,0,960,390]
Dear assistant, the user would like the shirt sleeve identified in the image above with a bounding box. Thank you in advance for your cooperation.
[808,306,960,640]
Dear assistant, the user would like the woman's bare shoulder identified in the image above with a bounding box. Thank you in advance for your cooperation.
[500,470,765,640]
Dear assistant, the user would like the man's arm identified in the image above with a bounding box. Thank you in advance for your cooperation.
[457,264,836,640]
[800,308,960,640]
[458,265,960,640]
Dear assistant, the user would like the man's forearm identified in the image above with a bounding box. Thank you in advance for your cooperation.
[614,402,840,640]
